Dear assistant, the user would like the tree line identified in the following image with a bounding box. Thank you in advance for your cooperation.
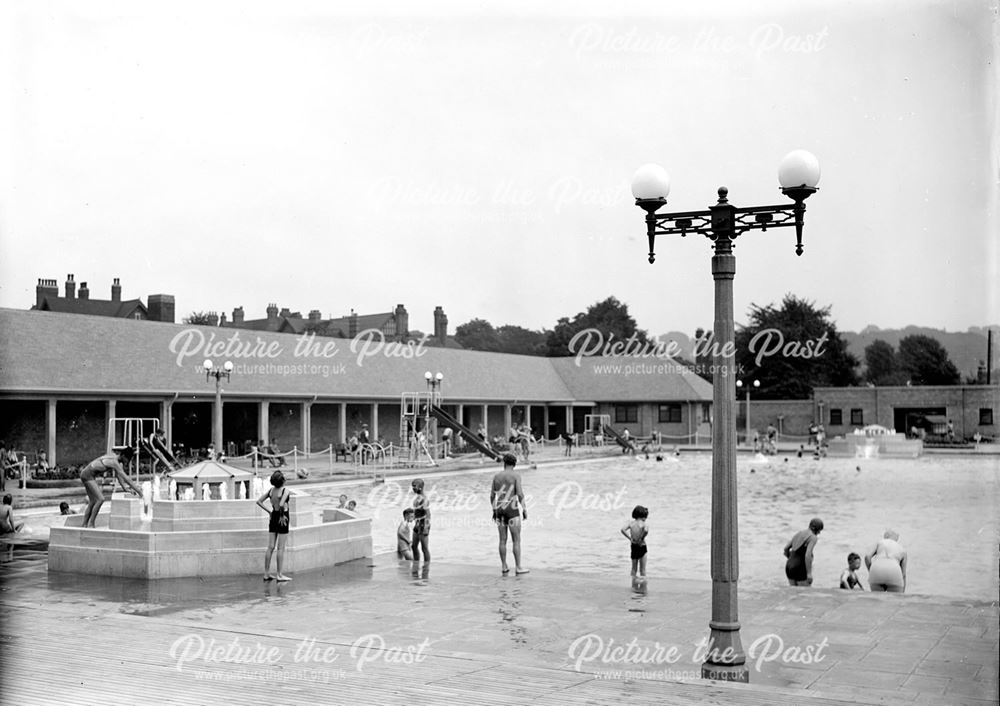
[454,295,967,399]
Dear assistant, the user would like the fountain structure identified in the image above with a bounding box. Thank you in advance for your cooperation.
[48,461,371,578]
[827,425,923,458]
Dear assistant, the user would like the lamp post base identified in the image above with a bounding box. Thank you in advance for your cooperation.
[701,662,750,683]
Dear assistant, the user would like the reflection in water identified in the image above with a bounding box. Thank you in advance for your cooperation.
[630,576,648,598]
[410,561,430,583]
[497,584,526,644]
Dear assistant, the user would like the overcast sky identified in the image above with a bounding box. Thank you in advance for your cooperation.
[1,0,996,339]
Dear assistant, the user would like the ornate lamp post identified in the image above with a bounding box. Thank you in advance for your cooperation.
[424,371,443,457]
[203,359,234,457]
[736,379,760,448]
[630,150,820,683]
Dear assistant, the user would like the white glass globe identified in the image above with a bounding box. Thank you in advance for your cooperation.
[203,359,213,371]
[630,163,671,200]
[223,361,234,372]
[778,150,821,188]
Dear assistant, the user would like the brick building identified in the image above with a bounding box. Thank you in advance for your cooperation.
[32,274,175,323]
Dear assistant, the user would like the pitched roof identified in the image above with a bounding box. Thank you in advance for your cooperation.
[0,308,712,404]
[36,296,147,318]
[549,355,714,402]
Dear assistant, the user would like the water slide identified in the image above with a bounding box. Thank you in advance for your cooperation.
[601,424,636,453]
[427,405,502,461]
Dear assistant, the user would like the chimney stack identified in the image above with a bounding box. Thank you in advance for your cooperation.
[348,309,359,338]
[266,303,278,321]
[394,304,409,339]
[207,311,219,327]
[433,306,448,341]
[279,307,291,318]
[78,281,90,299]
[65,274,76,299]
[309,309,322,323]
[36,278,58,307]
[233,306,245,325]
[148,294,175,323]
[111,277,122,302]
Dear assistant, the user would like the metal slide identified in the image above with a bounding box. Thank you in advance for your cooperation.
[601,423,636,452]
[426,405,502,461]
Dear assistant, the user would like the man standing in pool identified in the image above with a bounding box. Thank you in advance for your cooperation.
[491,453,529,575]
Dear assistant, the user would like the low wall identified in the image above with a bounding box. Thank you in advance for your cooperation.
[48,493,372,579]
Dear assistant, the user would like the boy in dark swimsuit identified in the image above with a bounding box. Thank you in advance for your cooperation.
[491,453,528,575]
[411,478,430,562]
[621,505,649,579]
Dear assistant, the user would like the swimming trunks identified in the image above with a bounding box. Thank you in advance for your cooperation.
[495,505,520,525]
[785,540,808,581]
[413,505,430,536]
[630,543,647,560]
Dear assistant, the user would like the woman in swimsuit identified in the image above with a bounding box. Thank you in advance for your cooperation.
[865,529,907,592]
[411,478,430,562]
[256,470,292,581]
[78,447,142,528]
[783,517,824,586]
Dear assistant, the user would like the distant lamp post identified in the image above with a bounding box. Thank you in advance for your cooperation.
[204,359,234,456]
[424,371,443,457]
[630,150,820,683]
[736,379,761,447]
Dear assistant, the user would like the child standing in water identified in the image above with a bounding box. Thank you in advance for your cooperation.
[411,478,431,562]
[256,470,292,582]
[620,505,649,579]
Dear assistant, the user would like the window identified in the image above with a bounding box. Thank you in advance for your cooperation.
[850,408,864,426]
[829,408,843,426]
[658,404,682,423]
[614,405,638,424]
[980,408,994,426]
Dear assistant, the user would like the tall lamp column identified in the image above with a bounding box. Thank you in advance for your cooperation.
[631,150,820,682]
[204,359,234,457]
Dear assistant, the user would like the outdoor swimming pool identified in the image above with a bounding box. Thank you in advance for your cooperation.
[323,454,999,601]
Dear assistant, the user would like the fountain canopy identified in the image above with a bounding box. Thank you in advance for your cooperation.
[168,460,256,500]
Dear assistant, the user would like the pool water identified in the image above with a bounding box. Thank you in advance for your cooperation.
[323,454,999,601]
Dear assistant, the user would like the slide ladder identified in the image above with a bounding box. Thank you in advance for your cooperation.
[602,423,636,453]
[427,405,502,461]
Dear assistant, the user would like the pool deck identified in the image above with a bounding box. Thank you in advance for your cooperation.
[1,545,996,705]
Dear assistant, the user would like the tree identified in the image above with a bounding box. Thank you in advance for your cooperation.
[183,311,214,325]
[733,294,859,399]
[864,339,908,386]
[692,327,714,382]
[496,325,548,356]
[454,319,501,352]
[897,335,960,385]
[546,296,649,357]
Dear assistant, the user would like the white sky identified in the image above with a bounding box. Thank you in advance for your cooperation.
[1,0,996,337]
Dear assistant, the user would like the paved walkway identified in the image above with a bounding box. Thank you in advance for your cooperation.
[1,546,996,705]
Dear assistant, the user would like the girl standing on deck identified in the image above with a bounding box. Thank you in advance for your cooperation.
[256,470,292,582]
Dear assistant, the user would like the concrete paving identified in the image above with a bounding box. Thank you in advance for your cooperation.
[1,541,996,704]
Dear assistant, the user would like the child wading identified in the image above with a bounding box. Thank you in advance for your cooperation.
[621,505,649,579]
[256,470,292,582]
